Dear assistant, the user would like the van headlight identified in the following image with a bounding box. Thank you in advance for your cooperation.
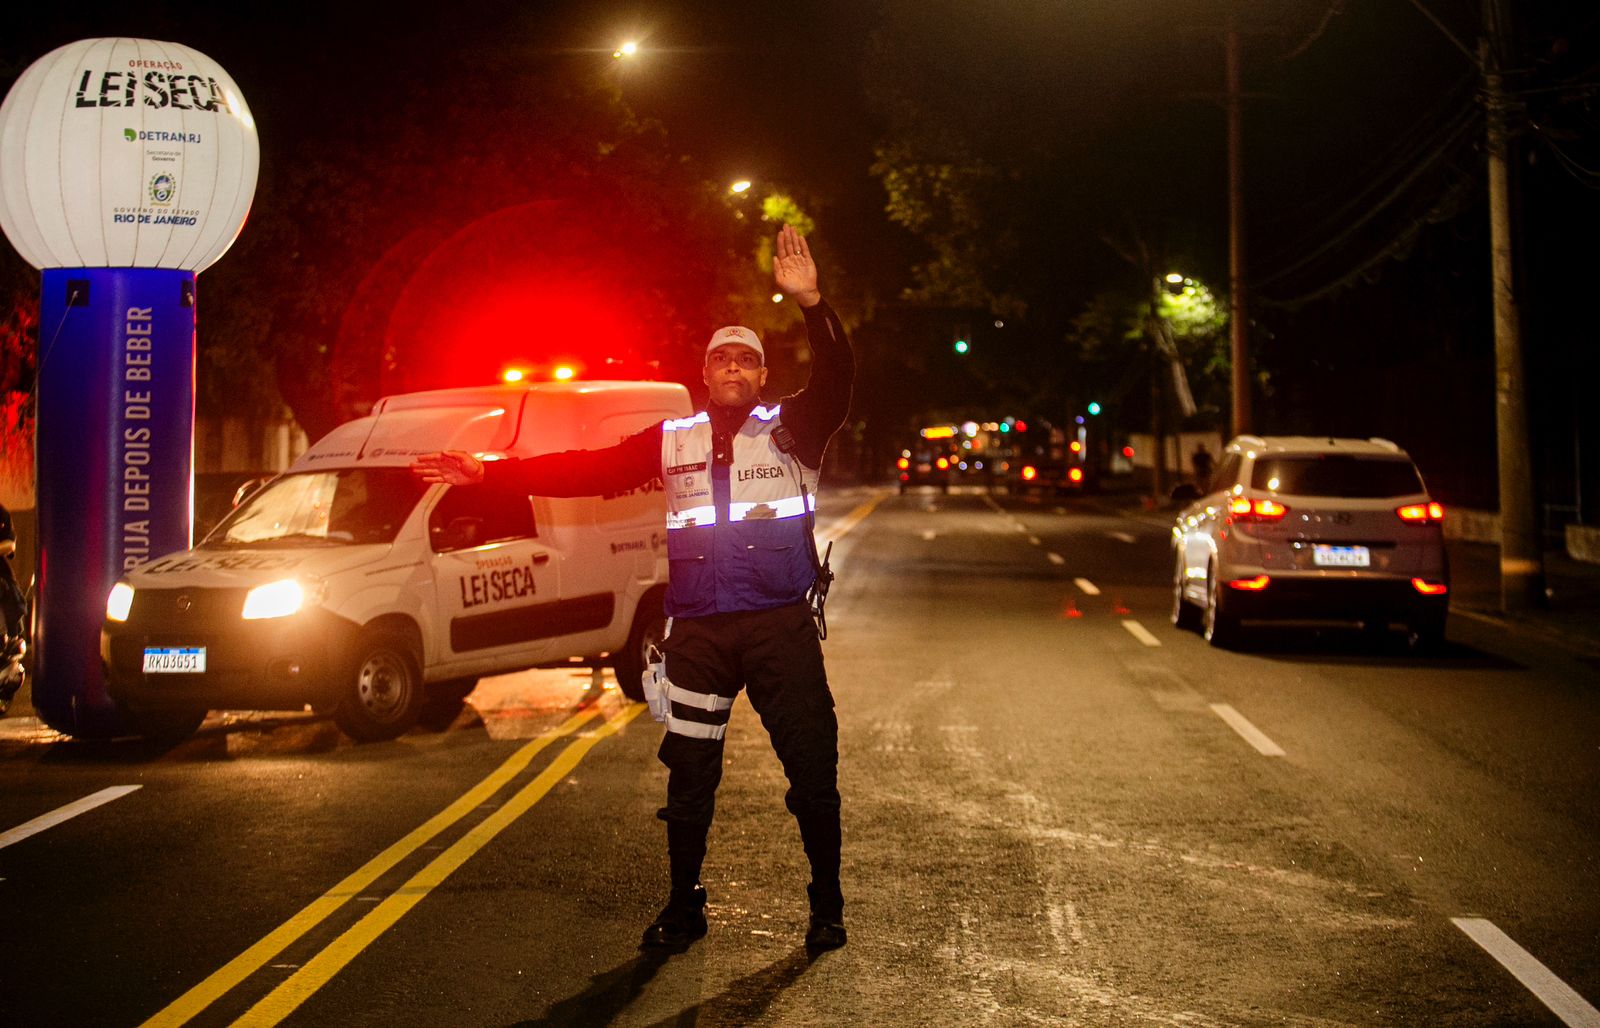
[241,579,306,620]
[106,582,135,622]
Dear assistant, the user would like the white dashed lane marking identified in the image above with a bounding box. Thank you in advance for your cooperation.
[1209,704,1286,757]
[1452,918,1600,1027]
[1074,577,1100,595]
[0,786,142,850]
[921,530,937,541]
[1107,531,1137,544]
[1120,620,1162,647]
[1047,553,1066,566]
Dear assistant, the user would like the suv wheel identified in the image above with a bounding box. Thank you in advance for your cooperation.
[1203,563,1242,649]
[334,631,423,742]
[1171,549,1202,631]
[614,593,666,702]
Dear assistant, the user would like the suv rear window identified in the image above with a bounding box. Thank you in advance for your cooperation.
[1251,456,1424,498]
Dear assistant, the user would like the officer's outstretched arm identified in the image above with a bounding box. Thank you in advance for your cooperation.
[411,450,484,486]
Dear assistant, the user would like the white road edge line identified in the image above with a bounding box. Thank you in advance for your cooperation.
[1121,620,1162,647]
[1209,704,1286,757]
[0,785,143,850]
[1452,917,1600,1027]
[1074,577,1100,595]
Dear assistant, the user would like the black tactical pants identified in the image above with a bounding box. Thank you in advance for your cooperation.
[656,601,842,913]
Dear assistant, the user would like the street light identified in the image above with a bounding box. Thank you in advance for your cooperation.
[730,179,752,194]
[612,40,639,59]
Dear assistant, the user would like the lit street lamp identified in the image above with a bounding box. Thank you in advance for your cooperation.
[612,41,639,59]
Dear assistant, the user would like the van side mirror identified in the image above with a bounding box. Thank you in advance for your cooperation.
[1169,483,1202,505]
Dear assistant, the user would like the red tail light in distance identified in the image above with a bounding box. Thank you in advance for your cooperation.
[1229,497,1289,522]
[1397,502,1445,524]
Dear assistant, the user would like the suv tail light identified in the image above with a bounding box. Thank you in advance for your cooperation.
[1227,575,1271,591]
[1229,497,1289,522]
[1396,502,1445,524]
[1411,578,1448,595]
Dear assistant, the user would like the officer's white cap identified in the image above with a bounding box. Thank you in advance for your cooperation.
[705,326,764,365]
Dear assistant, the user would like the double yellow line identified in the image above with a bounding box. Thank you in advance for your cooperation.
[144,702,642,1027]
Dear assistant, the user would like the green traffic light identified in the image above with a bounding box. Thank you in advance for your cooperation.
[1087,402,1102,415]
[954,339,969,354]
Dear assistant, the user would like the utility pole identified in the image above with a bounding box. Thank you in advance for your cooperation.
[1226,4,1251,437]
[1481,0,1545,610]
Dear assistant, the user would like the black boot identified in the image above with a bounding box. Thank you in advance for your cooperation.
[641,884,708,950]
[804,881,846,953]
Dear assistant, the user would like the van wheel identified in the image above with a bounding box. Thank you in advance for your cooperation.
[335,632,423,742]
[1171,549,1202,631]
[1203,564,1242,649]
[614,595,666,703]
[130,704,206,745]
[418,677,478,732]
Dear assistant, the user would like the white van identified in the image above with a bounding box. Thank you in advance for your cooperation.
[101,380,691,742]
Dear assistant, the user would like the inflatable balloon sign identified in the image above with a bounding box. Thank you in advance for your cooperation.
[0,39,258,737]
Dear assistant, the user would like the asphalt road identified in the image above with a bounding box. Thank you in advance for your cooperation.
[2,486,1597,1027]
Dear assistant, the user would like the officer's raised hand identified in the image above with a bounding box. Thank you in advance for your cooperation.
[411,451,485,486]
[774,224,820,307]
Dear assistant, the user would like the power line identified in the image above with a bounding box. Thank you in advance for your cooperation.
[1255,100,1481,290]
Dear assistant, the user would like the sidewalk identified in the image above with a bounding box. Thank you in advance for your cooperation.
[1092,480,1600,660]
[1445,541,1600,658]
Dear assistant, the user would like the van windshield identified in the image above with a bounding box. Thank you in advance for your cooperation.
[205,469,428,548]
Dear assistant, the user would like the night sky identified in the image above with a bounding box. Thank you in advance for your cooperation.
[4,1,1598,510]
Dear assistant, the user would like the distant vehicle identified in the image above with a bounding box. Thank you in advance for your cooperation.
[1015,462,1088,496]
[102,380,691,743]
[896,450,951,494]
[1169,435,1449,650]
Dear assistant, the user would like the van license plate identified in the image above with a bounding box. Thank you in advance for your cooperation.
[1313,545,1370,568]
[143,647,206,673]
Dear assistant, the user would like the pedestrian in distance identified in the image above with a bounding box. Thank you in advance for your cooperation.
[1191,442,1215,490]
[412,224,854,954]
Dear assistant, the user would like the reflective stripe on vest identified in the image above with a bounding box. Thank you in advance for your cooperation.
[729,494,815,522]
[666,504,718,529]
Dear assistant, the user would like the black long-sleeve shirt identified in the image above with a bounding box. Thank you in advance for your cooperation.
[484,299,853,497]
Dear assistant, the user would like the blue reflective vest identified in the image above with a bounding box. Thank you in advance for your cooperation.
[660,404,819,617]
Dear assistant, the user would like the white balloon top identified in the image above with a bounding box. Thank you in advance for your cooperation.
[0,37,260,272]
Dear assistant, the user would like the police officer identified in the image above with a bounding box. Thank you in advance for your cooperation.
[413,225,853,953]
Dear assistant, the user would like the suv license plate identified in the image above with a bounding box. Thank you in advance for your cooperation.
[1313,545,1370,568]
[143,647,206,673]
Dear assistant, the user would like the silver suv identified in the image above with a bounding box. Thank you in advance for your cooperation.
[1170,436,1449,650]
